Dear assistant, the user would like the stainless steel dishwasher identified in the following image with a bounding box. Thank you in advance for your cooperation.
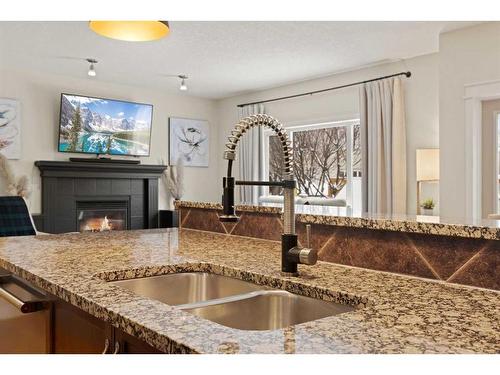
[0,268,52,353]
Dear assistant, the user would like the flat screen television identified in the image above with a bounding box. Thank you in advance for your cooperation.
[58,93,153,156]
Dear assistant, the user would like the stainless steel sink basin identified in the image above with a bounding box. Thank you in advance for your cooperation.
[184,290,355,331]
[110,272,356,331]
[109,272,269,306]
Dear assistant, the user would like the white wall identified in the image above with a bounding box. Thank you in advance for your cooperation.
[439,22,500,219]
[0,68,220,214]
[216,53,440,214]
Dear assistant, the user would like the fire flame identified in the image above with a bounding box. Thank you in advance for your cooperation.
[100,216,112,231]
[81,216,115,232]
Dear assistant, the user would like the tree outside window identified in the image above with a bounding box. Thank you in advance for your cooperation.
[267,121,361,205]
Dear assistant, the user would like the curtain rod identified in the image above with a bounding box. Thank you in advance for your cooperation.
[237,71,411,108]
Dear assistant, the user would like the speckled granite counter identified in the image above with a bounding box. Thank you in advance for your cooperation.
[176,201,500,240]
[0,229,499,353]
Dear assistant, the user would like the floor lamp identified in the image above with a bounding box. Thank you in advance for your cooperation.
[416,149,439,214]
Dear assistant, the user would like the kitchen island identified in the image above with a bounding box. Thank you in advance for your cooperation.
[0,228,499,353]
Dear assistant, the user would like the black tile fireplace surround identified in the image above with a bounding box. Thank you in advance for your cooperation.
[34,161,167,234]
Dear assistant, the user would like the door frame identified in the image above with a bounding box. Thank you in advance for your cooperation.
[494,110,500,213]
[464,79,500,219]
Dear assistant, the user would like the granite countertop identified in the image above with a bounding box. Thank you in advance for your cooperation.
[176,200,500,240]
[0,228,499,354]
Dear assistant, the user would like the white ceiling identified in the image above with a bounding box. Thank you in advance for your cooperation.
[0,21,481,99]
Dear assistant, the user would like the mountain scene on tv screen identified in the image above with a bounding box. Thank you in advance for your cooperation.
[59,95,152,155]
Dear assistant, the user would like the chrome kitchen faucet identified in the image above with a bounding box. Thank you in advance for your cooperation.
[219,114,317,276]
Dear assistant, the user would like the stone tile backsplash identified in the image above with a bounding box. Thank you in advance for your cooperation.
[179,207,500,291]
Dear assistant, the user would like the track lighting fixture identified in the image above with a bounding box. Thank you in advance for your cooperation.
[178,75,188,91]
[87,58,97,77]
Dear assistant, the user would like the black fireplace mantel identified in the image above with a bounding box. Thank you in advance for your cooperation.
[35,160,168,234]
[35,160,167,178]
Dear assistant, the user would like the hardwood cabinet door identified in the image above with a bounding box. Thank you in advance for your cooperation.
[52,298,112,354]
[52,296,163,354]
[113,328,162,354]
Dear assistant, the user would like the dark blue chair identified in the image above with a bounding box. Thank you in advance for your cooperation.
[0,196,37,237]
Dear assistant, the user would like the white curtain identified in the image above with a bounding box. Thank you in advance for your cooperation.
[359,77,407,214]
[238,104,266,204]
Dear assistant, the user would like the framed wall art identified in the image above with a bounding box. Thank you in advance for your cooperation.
[0,98,21,159]
[169,117,209,167]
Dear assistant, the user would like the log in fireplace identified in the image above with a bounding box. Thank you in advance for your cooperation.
[76,200,128,232]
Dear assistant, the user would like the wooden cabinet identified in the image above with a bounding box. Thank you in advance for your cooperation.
[52,297,161,354]
[113,328,162,354]
[52,298,112,354]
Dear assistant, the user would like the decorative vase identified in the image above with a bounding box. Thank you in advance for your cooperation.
[422,208,433,216]
[170,197,179,210]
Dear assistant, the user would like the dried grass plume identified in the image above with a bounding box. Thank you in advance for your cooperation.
[0,152,31,198]
[162,156,184,202]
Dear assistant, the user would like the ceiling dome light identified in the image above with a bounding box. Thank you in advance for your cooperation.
[89,21,170,42]
[87,58,97,77]
[178,75,188,91]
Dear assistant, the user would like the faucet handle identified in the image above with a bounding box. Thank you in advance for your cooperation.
[298,224,317,265]
[306,224,311,248]
[298,247,318,265]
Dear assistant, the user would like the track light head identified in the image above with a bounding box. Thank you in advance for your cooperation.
[178,75,188,91]
[86,58,98,77]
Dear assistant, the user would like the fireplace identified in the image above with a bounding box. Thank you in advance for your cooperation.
[76,201,129,233]
[34,161,167,234]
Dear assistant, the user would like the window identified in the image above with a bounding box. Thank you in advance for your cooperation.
[264,119,361,211]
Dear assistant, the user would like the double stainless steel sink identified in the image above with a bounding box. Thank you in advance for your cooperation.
[110,272,355,331]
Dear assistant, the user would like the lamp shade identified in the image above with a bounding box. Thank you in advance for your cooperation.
[416,148,439,181]
[89,21,170,42]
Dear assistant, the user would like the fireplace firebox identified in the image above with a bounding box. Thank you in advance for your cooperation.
[76,201,129,232]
